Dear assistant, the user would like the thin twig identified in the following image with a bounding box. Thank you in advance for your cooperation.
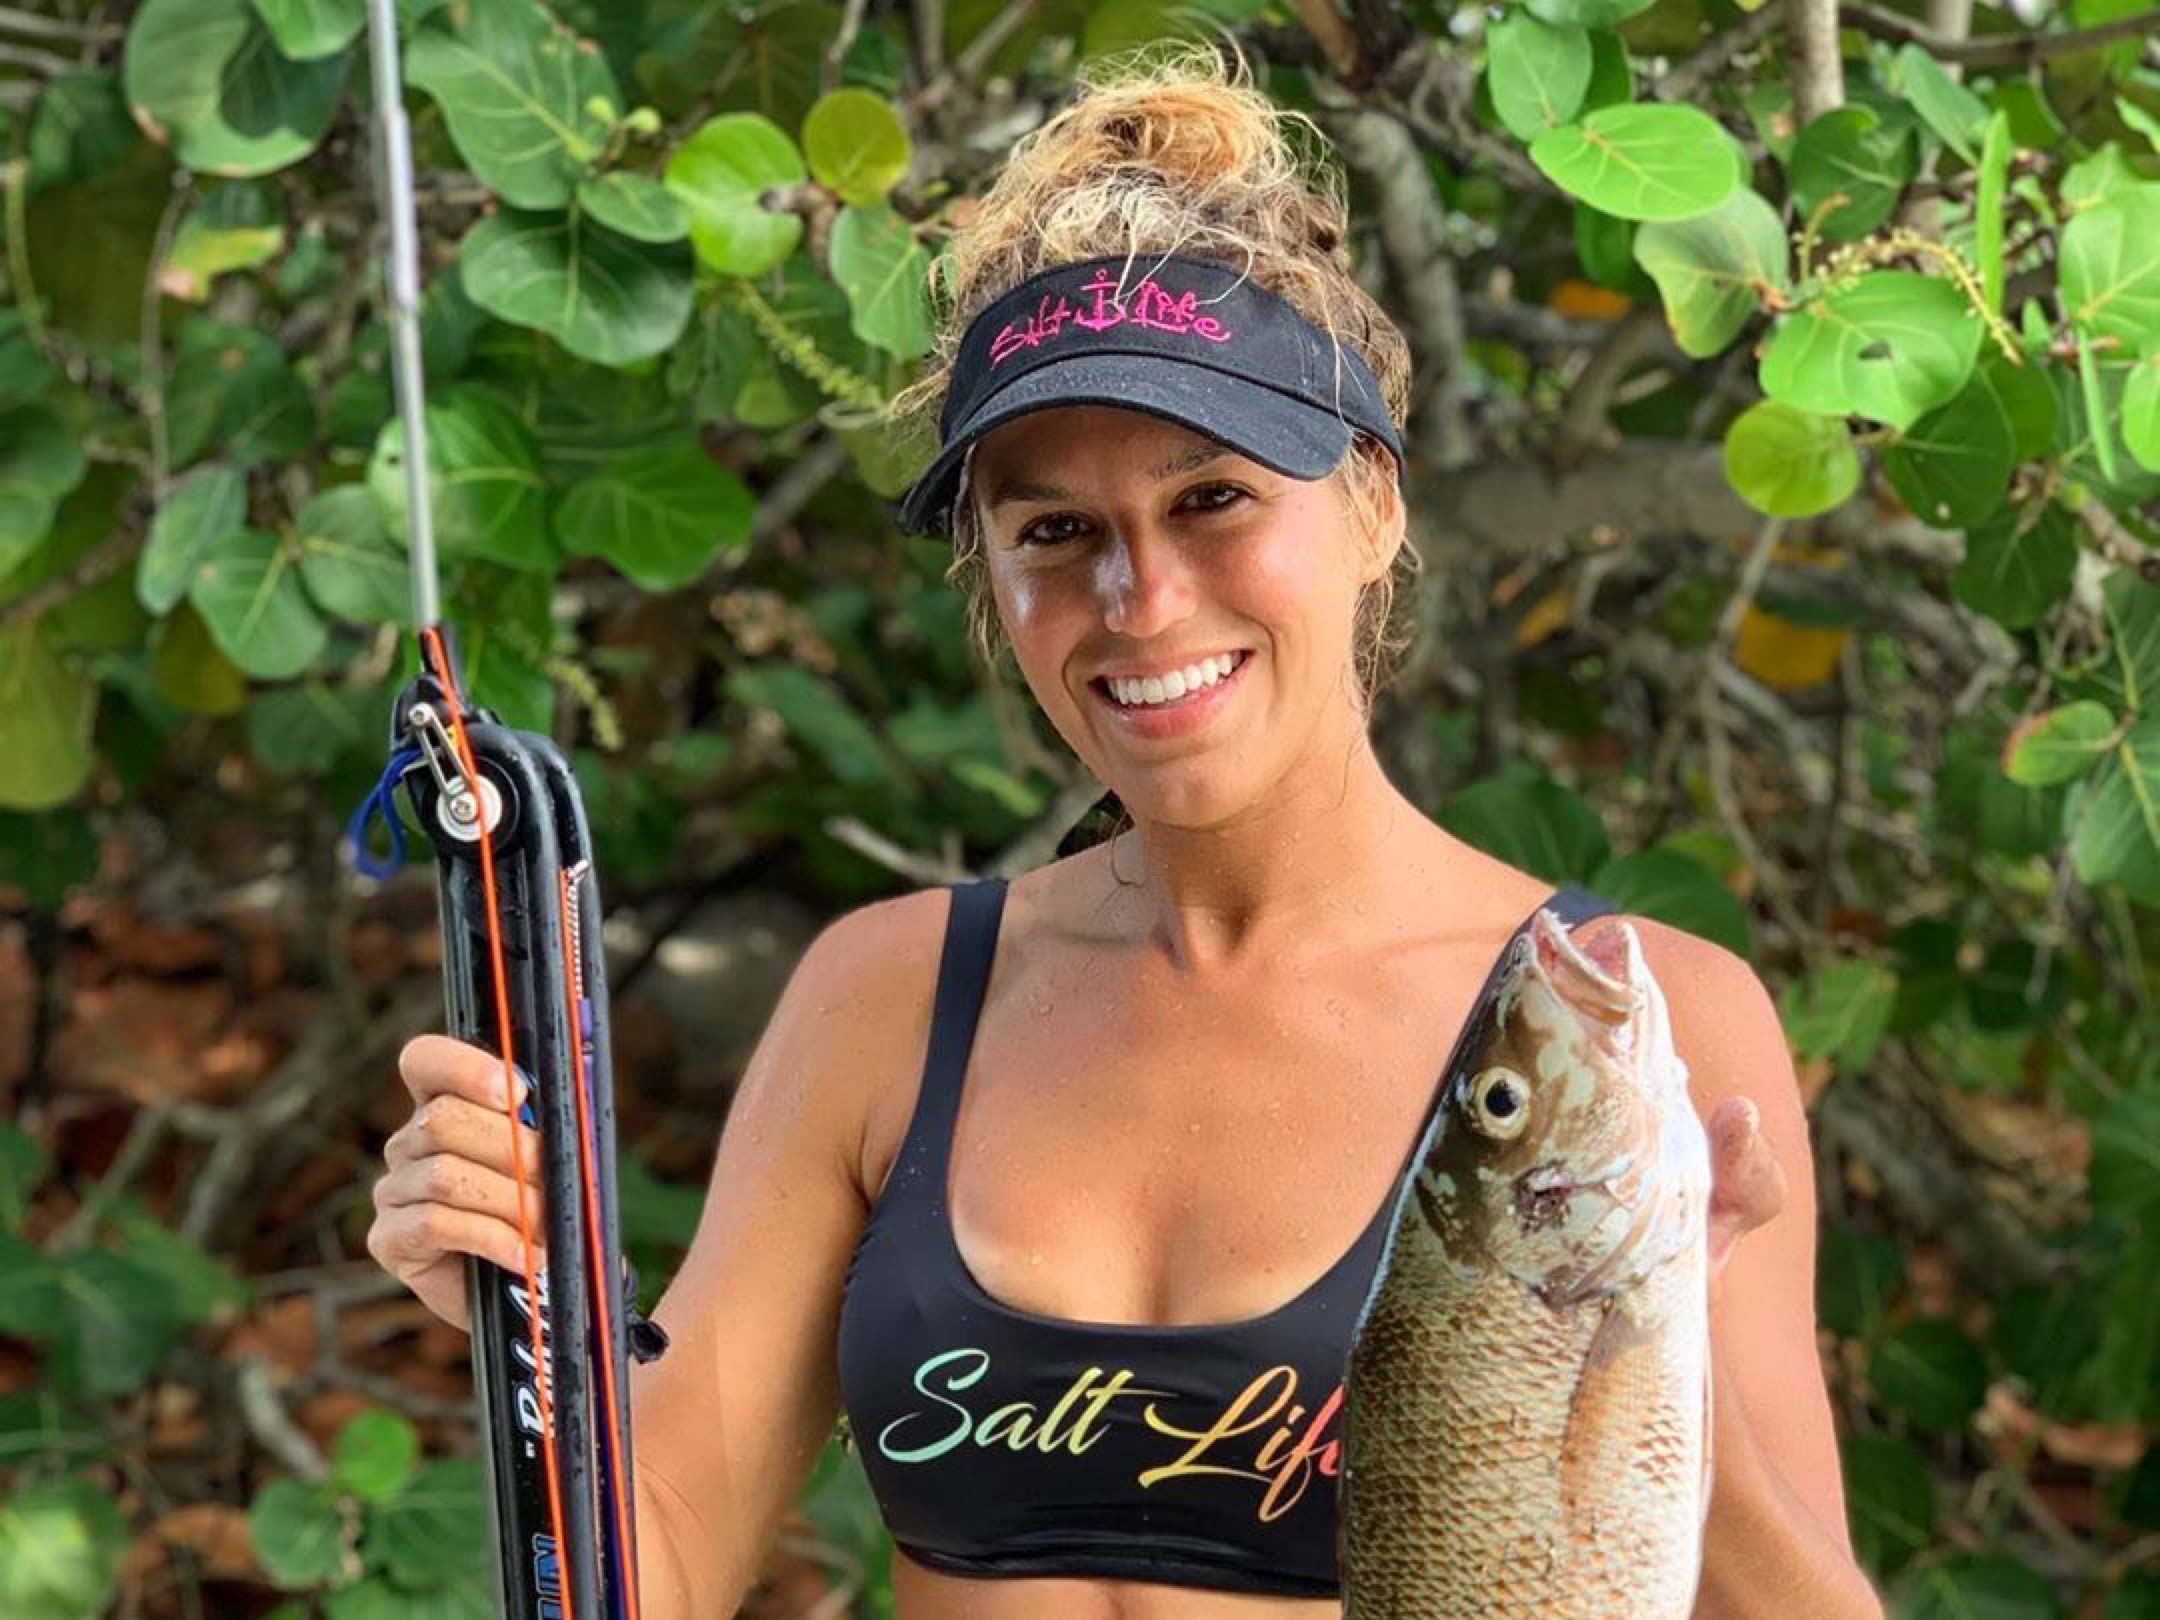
[49,1104,174,1253]
[235,1355,330,1483]
[823,0,869,94]
[0,5,121,44]
[1653,5,1782,101]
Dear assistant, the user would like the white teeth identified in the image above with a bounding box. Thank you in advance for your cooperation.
[1106,652,1242,708]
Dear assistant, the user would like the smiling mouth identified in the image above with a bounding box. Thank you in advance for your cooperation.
[1089,649,1253,710]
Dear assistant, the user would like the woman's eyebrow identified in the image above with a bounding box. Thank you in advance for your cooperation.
[984,445,1232,509]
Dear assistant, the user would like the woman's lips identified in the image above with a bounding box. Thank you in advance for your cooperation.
[1088,650,1252,740]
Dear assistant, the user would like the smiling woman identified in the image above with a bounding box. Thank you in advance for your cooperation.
[371,34,1885,1620]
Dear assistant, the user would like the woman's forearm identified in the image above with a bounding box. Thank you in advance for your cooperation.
[1693,1337,1886,1620]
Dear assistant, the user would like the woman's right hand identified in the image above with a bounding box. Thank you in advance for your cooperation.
[367,1034,549,1334]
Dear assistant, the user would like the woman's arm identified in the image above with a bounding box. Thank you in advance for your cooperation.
[626,888,950,1619]
[1632,920,1887,1620]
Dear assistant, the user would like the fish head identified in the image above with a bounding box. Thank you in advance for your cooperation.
[1413,909,1703,1306]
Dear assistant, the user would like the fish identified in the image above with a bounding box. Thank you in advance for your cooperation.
[1339,907,1713,1619]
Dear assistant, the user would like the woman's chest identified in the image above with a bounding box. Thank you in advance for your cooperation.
[876,940,1496,1331]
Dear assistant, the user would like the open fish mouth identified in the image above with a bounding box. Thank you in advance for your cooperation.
[1529,907,1639,1023]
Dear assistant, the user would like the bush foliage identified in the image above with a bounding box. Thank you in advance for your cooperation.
[2,0,2158,1616]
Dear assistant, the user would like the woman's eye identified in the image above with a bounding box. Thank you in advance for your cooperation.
[1017,514,1087,546]
[1183,482,1245,512]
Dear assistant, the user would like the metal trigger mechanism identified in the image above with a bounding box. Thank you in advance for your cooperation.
[406,701,504,842]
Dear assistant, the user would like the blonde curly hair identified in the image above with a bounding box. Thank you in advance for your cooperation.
[887,39,1421,712]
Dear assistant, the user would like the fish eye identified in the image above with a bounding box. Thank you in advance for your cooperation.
[1464,1067,1531,1139]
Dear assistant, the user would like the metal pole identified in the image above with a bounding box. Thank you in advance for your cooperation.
[363,0,440,632]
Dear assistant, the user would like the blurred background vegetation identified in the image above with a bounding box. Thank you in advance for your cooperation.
[2,0,2158,1616]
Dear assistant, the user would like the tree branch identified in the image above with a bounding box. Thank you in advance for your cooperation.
[1313,89,1475,469]
[1291,0,1360,80]
[1787,0,1845,125]
[1842,2,2160,65]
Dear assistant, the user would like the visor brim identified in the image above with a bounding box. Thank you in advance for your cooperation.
[894,354,1361,536]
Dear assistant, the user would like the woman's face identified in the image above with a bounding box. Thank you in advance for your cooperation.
[968,404,1391,829]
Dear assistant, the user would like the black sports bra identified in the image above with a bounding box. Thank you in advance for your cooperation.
[834,876,1614,1596]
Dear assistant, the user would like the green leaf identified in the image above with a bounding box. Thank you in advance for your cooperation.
[1076,0,1270,59]
[726,664,904,790]
[0,407,90,579]
[1896,1556,2064,1620]
[404,0,615,208]
[666,113,806,276]
[51,1249,186,1398]
[1523,0,1657,24]
[1572,204,1645,294]
[2095,1217,2160,1425]
[360,1456,489,1587]
[1580,28,1632,111]
[123,0,348,178]
[247,682,376,775]
[0,624,95,812]
[161,181,286,300]
[188,528,329,679]
[295,485,409,625]
[2060,183,2160,346]
[1529,103,1742,221]
[2126,346,2160,473]
[331,1410,420,1503]
[1586,847,1750,953]
[1779,959,1896,1070]
[0,1235,58,1338]
[139,463,247,615]
[0,813,97,916]
[1894,44,1988,162]
[828,202,933,360]
[1818,1227,1904,1339]
[1880,356,2051,528]
[367,386,551,571]
[1437,775,1612,884]
[2007,701,2117,786]
[1760,271,1984,430]
[575,171,688,243]
[1841,1431,1934,1579]
[1867,1317,1987,1434]
[1723,400,1858,518]
[1789,106,1915,243]
[1486,14,1593,144]
[2092,1090,2160,1217]
[0,1478,127,1620]
[1900,1563,2064,1620]
[102,1201,251,1323]
[150,602,248,716]
[1632,186,1790,358]
[0,1124,46,1235]
[555,439,754,588]
[249,1476,346,1589]
[458,209,694,367]
[249,0,364,59]
[2101,571,2160,717]
[1953,503,2075,630]
[2064,142,2142,214]
[165,325,316,467]
[1976,111,2011,314]
[2070,717,2160,901]
[801,88,911,207]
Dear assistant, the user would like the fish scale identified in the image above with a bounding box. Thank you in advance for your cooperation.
[1340,909,1711,1619]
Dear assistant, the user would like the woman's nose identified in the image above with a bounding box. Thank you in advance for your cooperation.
[1096,527,1197,640]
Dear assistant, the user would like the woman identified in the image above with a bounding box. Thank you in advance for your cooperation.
[366,46,1883,1620]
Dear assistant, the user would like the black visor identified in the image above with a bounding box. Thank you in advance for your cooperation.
[894,253,1404,536]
